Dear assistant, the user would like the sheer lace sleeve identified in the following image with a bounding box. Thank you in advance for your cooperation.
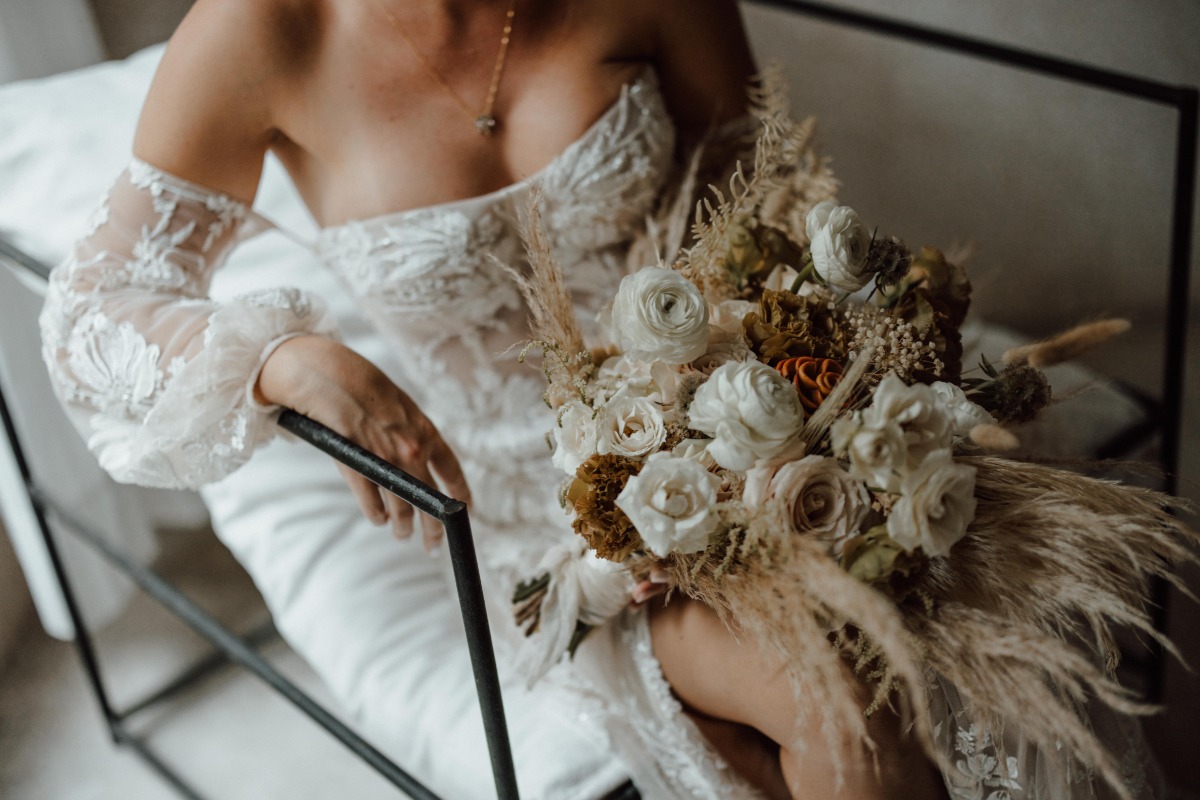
[39,159,335,489]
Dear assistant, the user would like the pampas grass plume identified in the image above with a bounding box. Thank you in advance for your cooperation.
[1003,319,1131,368]
[969,423,1020,451]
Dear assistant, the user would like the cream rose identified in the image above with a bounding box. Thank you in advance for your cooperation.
[551,400,598,474]
[595,392,667,460]
[615,452,722,556]
[688,360,805,471]
[744,456,870,552]
[863,374,953,471]
[805,201,871,293]
[610,267,710,364]
[886,449,977,556]
[831,413,908,492]
[930,381,996,437]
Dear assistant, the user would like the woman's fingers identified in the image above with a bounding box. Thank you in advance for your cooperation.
[383,489,416,540]
[407,459,447,554]
[339,465,388,526]
[428,435,471,504]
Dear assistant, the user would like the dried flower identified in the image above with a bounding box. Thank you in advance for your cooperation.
[865,236,913,286]
[566,454,644,562]
[776,356,844,413]
[967,362,1053,424]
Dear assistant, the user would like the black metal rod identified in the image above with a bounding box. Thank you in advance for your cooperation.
[30,487,442,800]
[443,506,520,800]
[745,0,1196,106]
[0,380,121,743]
[277,409,464,519]
[1160,89,1198,499]
[116,619,279,721]
[278,409,521,800]
[0,237,50,281]
[112,724,207,800]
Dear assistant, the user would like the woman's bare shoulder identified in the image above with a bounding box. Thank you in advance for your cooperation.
[643,0,757,133]
[132,0,331,201]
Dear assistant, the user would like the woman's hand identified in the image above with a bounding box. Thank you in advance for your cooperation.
[256,335,471,552]
[631,565,671,606]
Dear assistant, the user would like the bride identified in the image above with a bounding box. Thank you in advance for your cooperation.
[38,0,1164,798]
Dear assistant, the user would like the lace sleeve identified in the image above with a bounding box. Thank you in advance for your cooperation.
[39,159,335,489]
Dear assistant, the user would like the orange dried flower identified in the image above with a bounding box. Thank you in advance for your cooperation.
[775,356,844,413]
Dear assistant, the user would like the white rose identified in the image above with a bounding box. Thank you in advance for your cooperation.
[863,374,953,471]
[551,401,598,474]
[615,452,722,556]
[595,393,667,460]
[688,360,805,472]
[610,267,710,364]
[886,449,977,556]
[805,201,871,293]
[744,456,870,553]
[831,413,908,492]
[930,381,996,437]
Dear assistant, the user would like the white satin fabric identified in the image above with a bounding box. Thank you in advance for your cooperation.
[36,58,1164,799]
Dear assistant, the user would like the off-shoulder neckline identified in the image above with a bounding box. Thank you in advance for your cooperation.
[128,67,662,242]
[318,67,661,235]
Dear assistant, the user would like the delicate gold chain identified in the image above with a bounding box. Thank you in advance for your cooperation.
[374,0,517,136]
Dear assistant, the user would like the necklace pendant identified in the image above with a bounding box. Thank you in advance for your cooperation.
[475,114,497,137]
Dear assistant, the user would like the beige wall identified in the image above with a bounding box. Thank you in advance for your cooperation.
[88,0,192,58]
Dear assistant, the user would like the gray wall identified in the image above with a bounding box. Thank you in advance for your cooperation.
[742,1,1200,335]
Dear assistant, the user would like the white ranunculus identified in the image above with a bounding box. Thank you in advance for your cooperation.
[551,400,598,474]
[688,360,805,472]
[831,413,908,492]
[610,267,710,365]
[930,381,996,437]
[744,456,870,553]
[595,393,667,460]
[615,452,722,556]
[886,449,976,557]
[805,201,871,293]
[863,374,953,471]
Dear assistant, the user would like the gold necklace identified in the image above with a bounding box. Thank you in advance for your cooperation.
[376,0,517,137]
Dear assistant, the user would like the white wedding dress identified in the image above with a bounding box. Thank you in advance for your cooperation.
[39,67,1163,800]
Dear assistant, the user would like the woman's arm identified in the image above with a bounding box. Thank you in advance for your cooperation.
[41,0,468,548]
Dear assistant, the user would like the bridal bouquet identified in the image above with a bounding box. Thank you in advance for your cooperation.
[510,74,1196,794]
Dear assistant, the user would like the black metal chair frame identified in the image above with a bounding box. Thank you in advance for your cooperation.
[0,2,1194,798]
